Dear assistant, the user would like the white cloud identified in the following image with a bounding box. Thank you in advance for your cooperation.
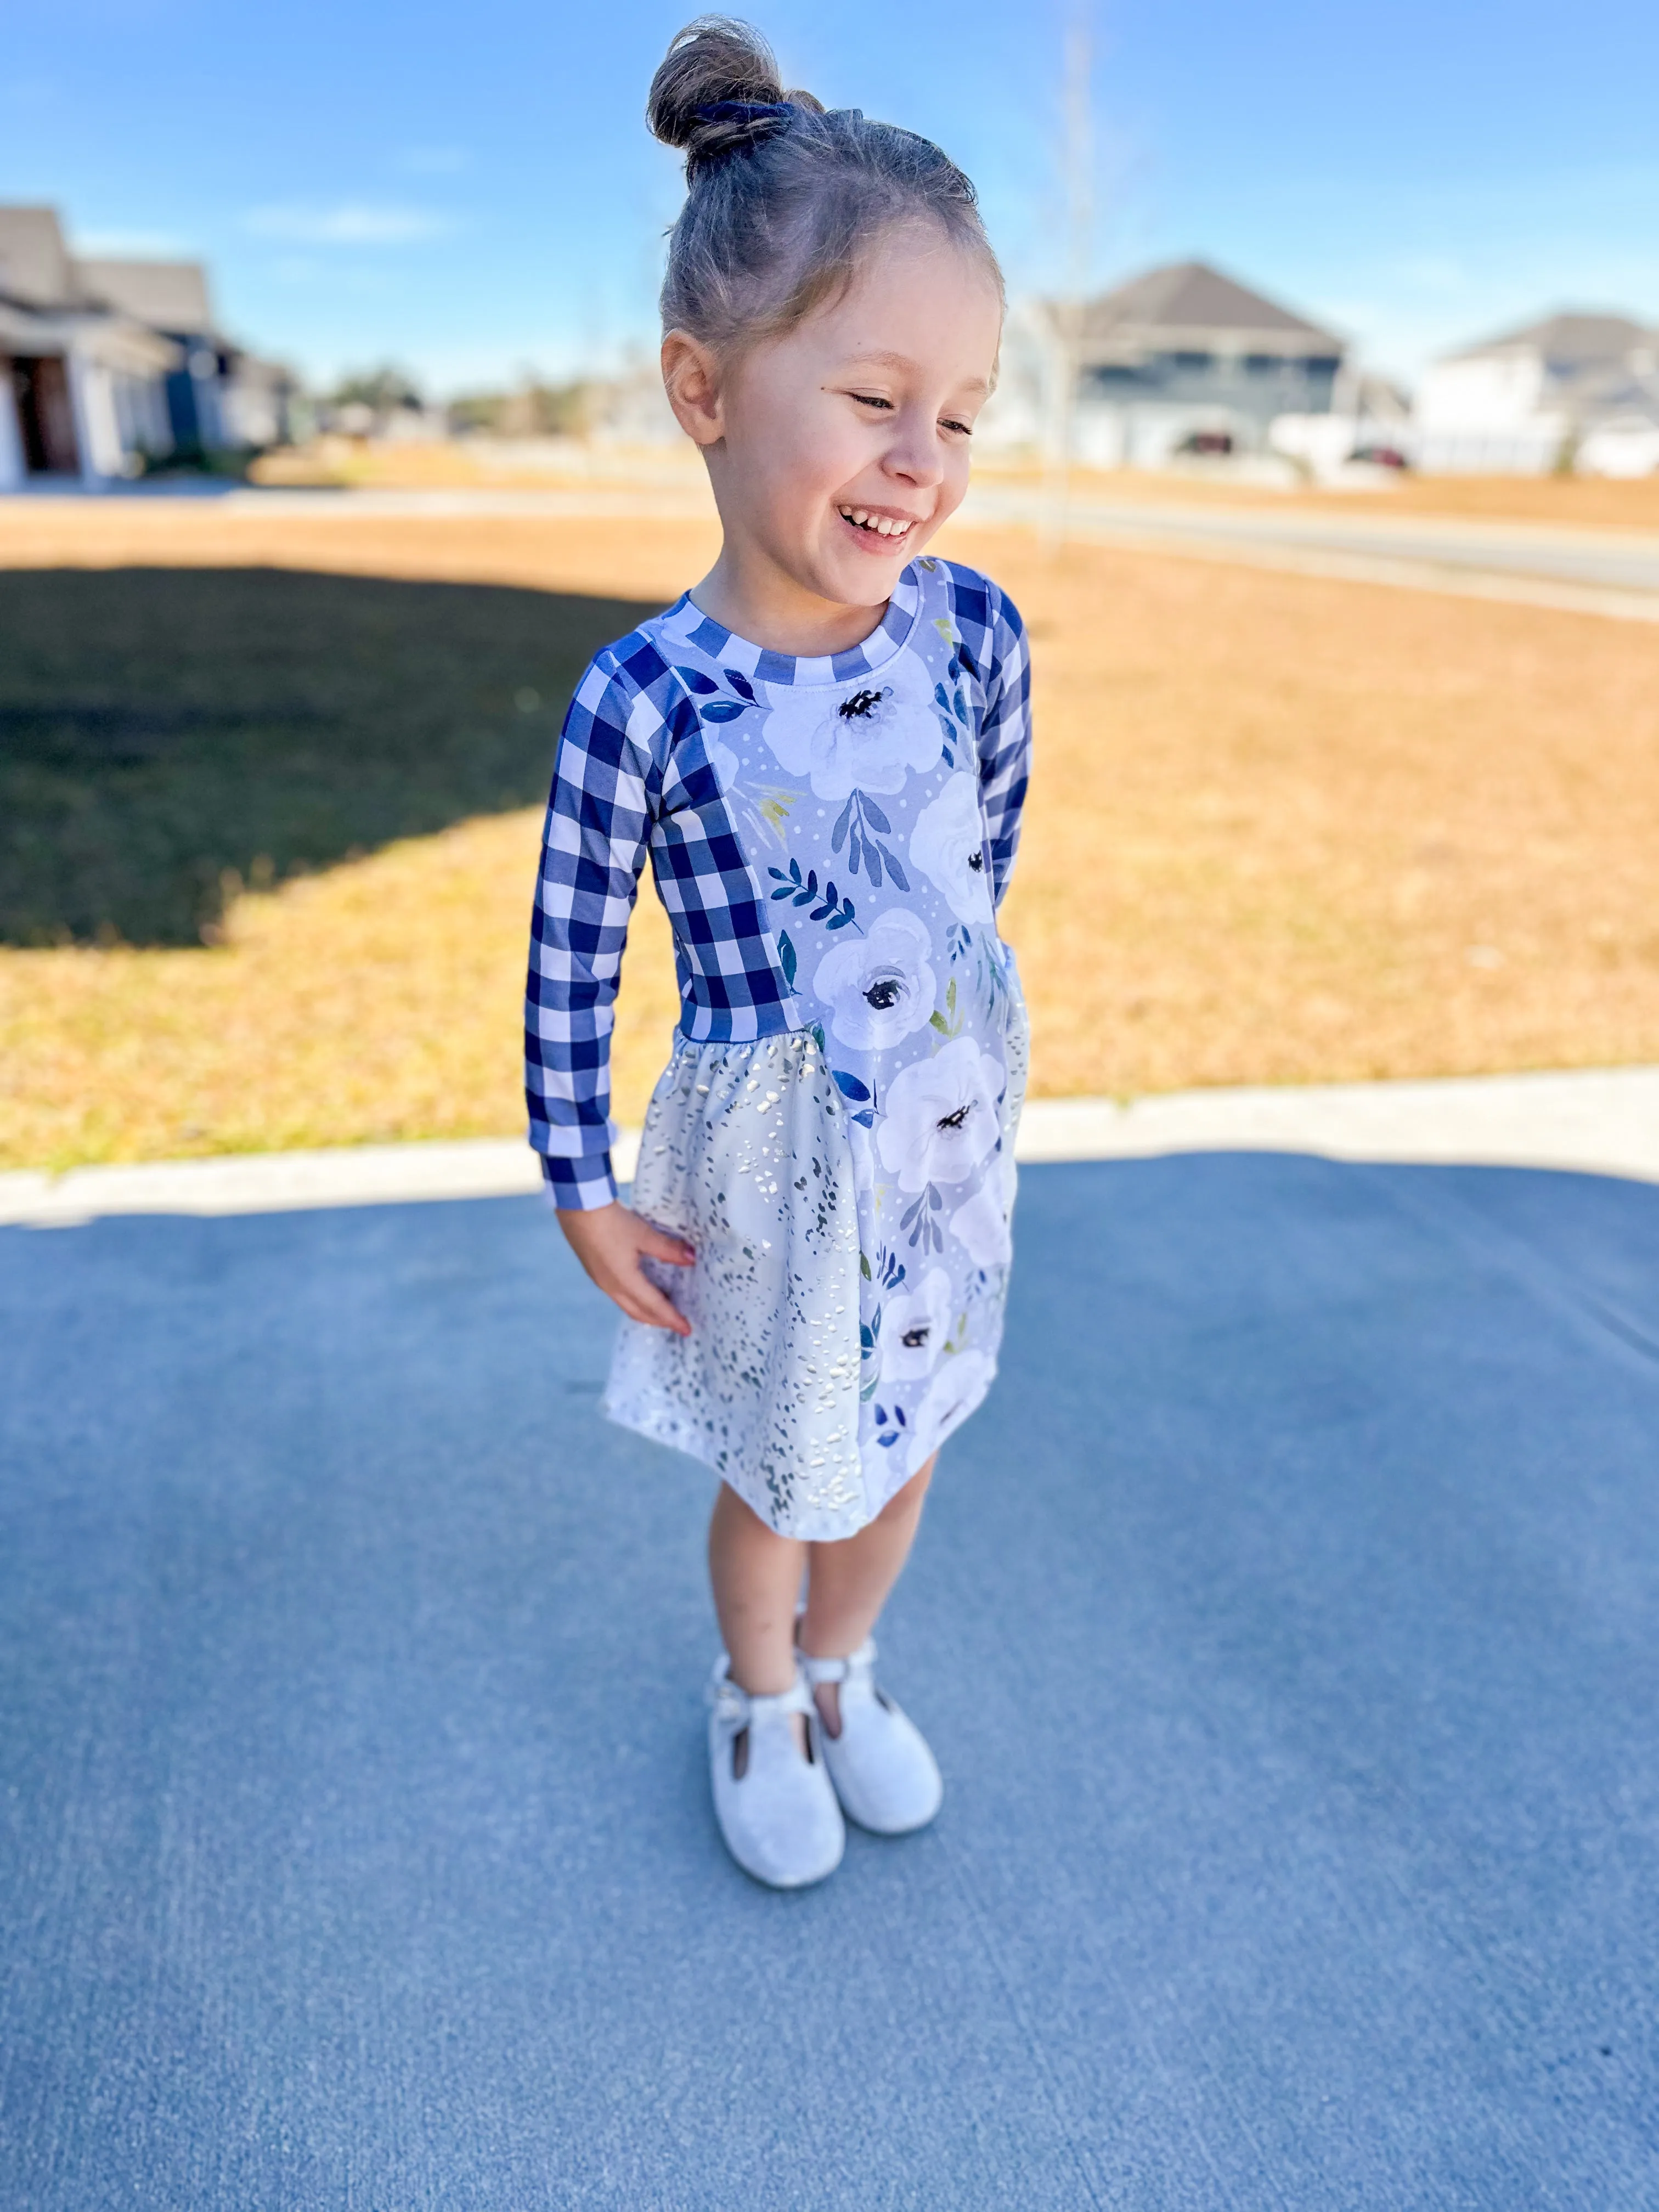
[243,202,458,246]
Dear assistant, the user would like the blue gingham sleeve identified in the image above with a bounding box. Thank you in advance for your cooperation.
[977,585,1032,910]
[524,652,658,1210]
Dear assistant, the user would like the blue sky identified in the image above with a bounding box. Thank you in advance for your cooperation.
[5,0,1658,394]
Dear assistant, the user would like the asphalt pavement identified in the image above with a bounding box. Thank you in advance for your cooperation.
[3,1155,1656,2208]
[960,486,1659,620]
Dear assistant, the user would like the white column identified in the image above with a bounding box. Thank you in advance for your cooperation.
[0,371,24,488]
[70,352,127,482]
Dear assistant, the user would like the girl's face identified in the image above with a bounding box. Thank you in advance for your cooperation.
[668,222,1003,630]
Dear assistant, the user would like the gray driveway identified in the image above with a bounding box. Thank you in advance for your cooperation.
[4,1154,1657,2207]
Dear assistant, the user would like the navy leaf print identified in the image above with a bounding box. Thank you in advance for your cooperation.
[777,928,797,989]
[681,670,718,694]
[833,1071,872,1102]
[723,668,758,702]
[838,789,907,890]
[702,700,746,722]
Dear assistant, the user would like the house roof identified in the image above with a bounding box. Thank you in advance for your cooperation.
[0,206,82,309]
[1079,260,1345,362]
[0,297,63,351]
[76,258,215,335]
[1446,312,1654,365]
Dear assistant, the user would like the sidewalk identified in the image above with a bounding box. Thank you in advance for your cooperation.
[5,1063,1657,1228]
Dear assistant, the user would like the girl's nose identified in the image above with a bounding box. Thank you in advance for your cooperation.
[883,415,946,488]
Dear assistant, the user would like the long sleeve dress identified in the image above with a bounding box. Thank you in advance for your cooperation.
[524,555,1032,1542]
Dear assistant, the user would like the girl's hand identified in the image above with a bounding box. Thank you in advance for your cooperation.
[556,1203,695,1336]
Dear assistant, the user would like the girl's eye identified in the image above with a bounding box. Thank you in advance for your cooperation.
[940,417,973,438]
[851,393,895,411]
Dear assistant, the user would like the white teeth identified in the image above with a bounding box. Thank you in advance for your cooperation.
[839,506,910,537]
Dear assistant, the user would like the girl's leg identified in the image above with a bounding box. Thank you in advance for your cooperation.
[800,1455,937,1735]
[708,1481,805,1696]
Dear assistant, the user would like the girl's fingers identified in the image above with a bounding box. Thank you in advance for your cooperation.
[616,1271,692,1336]
[640,1227,695,1266]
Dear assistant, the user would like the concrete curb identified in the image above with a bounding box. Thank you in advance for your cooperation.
[4,1066,1657,1229]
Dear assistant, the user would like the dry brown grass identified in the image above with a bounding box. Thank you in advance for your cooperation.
[3,498,1657,1172]
[962,527,1659,1094]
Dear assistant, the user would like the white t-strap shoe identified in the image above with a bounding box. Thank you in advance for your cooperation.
[707,1658,845,1888]
[799,1638,944,1836]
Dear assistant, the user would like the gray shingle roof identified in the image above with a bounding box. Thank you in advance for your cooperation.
[1079,260,1344,360]
[0,206,81,309]
[76,258,215,335]
[1447,312,1654,364]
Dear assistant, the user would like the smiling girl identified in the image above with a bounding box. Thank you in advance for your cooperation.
[526,16,1031,1888]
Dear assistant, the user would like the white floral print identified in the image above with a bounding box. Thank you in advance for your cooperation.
[909,772,994,924]
[812,907,937,1052]
[875,1034,1006,1193]
[905,1350,996,1475]
[704,733,740,792]
[949,1178,1012,1268]
[881,1265,954,1382]
[760,665,940,800]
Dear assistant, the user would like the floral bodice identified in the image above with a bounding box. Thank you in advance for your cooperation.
[526,556,1031,1209]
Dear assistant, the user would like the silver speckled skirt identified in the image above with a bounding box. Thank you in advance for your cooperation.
[603,1030,871,1539]
[602,983,1027,1543]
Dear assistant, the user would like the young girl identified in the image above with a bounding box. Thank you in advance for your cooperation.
[526,16,1031,1888]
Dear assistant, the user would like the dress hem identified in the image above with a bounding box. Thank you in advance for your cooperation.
[600,1353,998,1542]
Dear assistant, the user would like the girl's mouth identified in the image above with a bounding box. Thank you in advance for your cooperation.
[838,505,916,546]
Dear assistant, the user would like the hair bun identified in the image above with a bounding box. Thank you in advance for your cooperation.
[647,15,821,173]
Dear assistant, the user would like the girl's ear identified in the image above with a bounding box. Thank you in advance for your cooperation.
[662,330,725,448]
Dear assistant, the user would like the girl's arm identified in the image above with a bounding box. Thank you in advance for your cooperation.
[977,587,1032,910]
[525,658,693,1335]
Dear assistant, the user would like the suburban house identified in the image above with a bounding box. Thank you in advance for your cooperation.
[1414,312,1659,475]
[0,205,296,487]
[0,207,180,485]
[76,254,296,455]
[983,259,1349,467]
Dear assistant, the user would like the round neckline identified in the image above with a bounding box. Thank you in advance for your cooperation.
[664,562,923,688]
